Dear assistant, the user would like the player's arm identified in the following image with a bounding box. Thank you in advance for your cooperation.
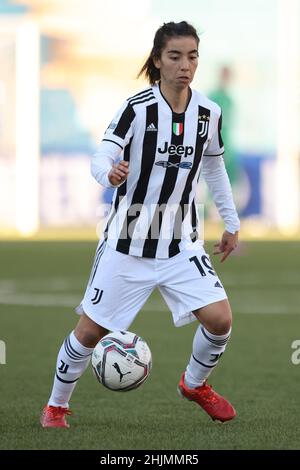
[201,155,240,262]
[91,141,129,188]
[91,101,135,188]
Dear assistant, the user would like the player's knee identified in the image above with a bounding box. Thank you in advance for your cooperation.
[74,313,108,347]
[215,301,232,335]
[208,307,232,335]
[195,300,232,335]
[74,327,99,347]
[213,315,232,335]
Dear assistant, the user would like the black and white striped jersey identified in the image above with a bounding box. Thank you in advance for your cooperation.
[95,83,229,259]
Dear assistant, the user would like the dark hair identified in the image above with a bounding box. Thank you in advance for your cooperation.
[138,21,200,85]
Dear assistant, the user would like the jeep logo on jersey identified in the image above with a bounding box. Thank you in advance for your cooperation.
[158,142,194,158]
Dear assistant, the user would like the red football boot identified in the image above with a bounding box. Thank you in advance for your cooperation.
[178,373,236,422]
[40,405,72,428]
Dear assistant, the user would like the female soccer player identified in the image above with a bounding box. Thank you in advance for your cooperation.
[41,21,240,428]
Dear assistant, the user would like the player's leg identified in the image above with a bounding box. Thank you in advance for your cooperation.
[41,241,109,428]
[74,311,109,347]
[41,243,156,428]
[158,243,235,421]
[179,298,235,422]
[184,299,232,389]
[193,298,232,334]
[41,314,108,428]
[48,316,108,404]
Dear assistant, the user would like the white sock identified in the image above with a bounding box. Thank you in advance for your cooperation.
[184,325,231,388]
[48,331,94,408]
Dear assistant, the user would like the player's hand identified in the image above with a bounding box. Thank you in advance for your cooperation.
[213,230,239,263]
[108,160,129,186]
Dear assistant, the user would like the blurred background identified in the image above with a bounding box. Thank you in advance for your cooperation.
[1,1,300,451]
[0,0,299,239]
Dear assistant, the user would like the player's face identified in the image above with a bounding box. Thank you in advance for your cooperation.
[154,36,199,90]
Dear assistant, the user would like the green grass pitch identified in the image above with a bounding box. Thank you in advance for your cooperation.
[0,240,300,450]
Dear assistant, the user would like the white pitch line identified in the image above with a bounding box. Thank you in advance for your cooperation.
[0,278,83,294]
[0,294,80,308]
[0,293,299,314]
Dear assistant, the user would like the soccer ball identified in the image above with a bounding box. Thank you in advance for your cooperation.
[91,331,152,391]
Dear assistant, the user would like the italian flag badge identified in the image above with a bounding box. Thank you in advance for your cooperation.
[172,122,183,136]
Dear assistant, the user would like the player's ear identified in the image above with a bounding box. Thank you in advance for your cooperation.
[153,56,161,69]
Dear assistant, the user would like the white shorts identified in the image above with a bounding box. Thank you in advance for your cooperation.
[77,240,227,331]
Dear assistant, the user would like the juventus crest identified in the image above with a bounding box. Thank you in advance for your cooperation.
[91,288,104,305]
[198,114,210,138]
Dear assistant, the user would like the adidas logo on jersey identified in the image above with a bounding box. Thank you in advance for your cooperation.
[146,123,157,132]
[214,281,223,288]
